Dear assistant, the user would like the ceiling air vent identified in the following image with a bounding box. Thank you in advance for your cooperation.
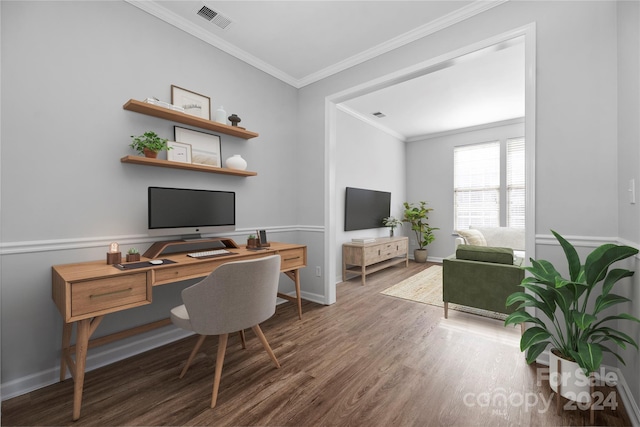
[372,112,386,118]
[196,5,232,29]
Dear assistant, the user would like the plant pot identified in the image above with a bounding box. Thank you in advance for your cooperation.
[549,348,591,404]
[414,249,428,263]
[247,238,258,249]
[126,253,141,262]
[143,148,158,158]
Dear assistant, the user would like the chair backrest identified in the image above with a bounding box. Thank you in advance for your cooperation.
[181,255,281,335]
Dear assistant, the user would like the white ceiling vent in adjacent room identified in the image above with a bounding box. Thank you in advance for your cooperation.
[195,4,232,29]
[372,112,386,118]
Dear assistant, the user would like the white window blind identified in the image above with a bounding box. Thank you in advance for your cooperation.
[507,138,525,229]
[453,142,500,229]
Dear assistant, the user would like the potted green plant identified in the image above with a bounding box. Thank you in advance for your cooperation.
[130,131,171,158]
[383,216,402,237]
[126,248,140,262]
[505,230,639,404]
[401,201,438,263]
[246,234,258,249]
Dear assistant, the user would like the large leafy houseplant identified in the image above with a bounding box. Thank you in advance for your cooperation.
[505,230,640,375]
[401,201,439,249]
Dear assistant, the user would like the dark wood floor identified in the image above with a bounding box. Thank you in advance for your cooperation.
[2,262,632,426]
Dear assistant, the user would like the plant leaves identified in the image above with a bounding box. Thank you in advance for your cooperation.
[594,293,631,315]
[576,342,603,374]
[520,327,551,352]
[552,230,582,281]
[584,244,638,286]
[602,268,634,295]
[504,310,546,328]
[525,341,550,364]
[572,310,596,330]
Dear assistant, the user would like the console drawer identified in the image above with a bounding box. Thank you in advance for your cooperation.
[71,273,148,317]
[279,247,306,271]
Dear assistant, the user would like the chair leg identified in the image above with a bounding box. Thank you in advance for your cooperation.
[211,333,229,408]
[180,335,207,379]
[239,329,246,349]
[251,324,280,369]
[444,302,448,319]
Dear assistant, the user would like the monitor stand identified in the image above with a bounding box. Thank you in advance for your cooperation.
[142,237,239,259]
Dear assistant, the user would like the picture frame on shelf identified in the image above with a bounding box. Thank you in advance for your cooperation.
[171,85,211,119]
[167,141,192,164]
[174,126,221,168]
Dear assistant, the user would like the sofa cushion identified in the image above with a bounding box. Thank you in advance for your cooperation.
[470,226,524,251]
[455,244,514,265]
[455,229,487,246]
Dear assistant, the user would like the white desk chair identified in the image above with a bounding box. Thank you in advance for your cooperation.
[170,255,282,408]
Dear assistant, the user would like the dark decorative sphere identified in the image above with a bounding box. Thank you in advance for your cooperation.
[228,114,241,126]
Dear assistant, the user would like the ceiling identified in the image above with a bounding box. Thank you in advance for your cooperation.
[127,1,524,140]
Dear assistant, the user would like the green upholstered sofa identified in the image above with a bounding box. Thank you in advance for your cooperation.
[442,244,524,318]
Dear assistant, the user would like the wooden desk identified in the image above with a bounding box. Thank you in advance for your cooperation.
[51,241,306,420]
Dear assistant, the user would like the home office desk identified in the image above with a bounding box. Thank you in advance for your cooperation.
[51,241,306,420]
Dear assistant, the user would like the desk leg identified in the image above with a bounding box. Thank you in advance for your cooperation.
[283,270,303,320]
[60,323,72,382]
[73,318,91,421]
[293,270,302,320]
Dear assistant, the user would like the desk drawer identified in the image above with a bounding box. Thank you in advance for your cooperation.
[71,273,148,317]
[154,262,219,284]
[279,248,306,271]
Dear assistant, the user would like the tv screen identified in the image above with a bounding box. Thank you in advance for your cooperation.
[148,187,235,237]
[344,187,391,231]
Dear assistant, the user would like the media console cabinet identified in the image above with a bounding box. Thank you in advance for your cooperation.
[342,236,408,285]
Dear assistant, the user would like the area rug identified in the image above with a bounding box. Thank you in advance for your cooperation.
[380,265,507,320]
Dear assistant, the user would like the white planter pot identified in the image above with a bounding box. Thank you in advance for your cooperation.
[549,349,591,404]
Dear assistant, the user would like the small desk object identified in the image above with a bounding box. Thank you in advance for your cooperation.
[52,239,306,420]
[342,236,408,285]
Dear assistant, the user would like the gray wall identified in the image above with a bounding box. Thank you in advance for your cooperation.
[0,0,324,396]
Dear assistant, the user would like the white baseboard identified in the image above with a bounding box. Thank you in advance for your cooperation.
[1,326,191,401]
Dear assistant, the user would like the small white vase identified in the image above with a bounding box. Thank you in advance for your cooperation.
[549,349,592,404]
[214,106,227,124]
[225,154,247,170]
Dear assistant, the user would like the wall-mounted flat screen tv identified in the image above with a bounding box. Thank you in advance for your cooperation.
[344,187,391,231]
[148,186,235,238]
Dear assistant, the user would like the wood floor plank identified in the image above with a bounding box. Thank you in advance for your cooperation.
[1,261,632,426]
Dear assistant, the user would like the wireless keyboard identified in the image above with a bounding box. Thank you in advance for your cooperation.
[187,249,231,258]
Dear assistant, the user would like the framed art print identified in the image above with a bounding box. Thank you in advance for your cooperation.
[171,85,211,119]
[167,141,192,164]
[174,126,221,167]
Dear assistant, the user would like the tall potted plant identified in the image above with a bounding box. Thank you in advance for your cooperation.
[505,230,639,405]
[402,201,438,263]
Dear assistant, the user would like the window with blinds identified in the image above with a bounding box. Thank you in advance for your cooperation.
[453,142,500,229]
[507,138,525,228]
[453,138,525,230]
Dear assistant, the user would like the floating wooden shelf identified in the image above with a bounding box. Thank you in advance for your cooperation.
[123,99,259,139]
[120,156,257,177]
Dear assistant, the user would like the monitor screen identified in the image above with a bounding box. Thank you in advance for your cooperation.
[148,187,235,237]
[344,187,391,231]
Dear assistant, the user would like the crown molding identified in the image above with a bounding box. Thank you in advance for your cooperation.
[405,117,525,142]
[336,104,406,142]
[125,0,508,89]
[124,0,299,87]
[297,0,509,88]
